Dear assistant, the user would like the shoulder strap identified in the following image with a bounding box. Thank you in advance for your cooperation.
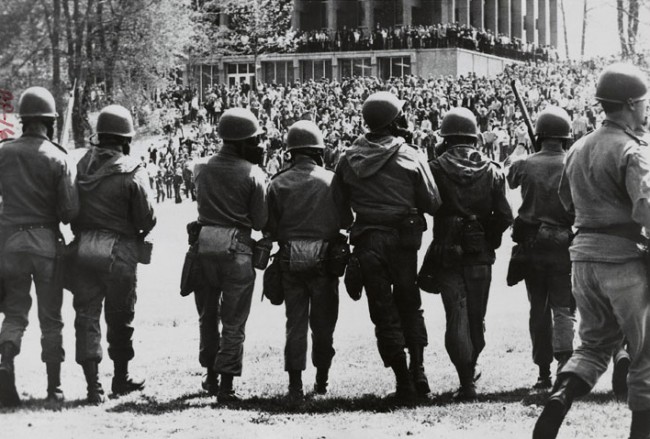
[51,141,68,154]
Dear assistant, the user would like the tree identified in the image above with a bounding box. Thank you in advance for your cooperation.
[617,0,641,57]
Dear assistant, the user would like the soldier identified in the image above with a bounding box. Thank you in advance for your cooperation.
[265,121,353,401]
[193,108,267,402]
[422,107,512,401]
[335,92,441,402]
[69,105,156,403]
[0,87,78,406]
[506,106,576,390]
[533,63,650,439]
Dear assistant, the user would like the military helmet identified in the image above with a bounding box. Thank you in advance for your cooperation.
[535,106,572,139]
[218,108,263,141]
[18,86,58,118]
[595,63,649,104]
[440,107,479,138]
[362,91,405,131]
[286,120,324,151]
[96,105,136,137]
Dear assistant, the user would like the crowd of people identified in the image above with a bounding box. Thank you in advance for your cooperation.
[142,57,608,206]
[294,23,559,62]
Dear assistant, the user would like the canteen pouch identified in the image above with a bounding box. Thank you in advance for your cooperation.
[398,210,427,250]
[461,217,486,255]
[252,238,273,270]
[137,240,153,265]
[506,244,529,287]
[344,253,363,301]
[535,223,572,251]
[283,239,327,273]
[326,233,350,277]
[262,253,284,305]
[417,243,439,294]
[77,230,118,273]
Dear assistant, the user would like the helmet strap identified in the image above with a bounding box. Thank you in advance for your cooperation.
[290,149,323,167]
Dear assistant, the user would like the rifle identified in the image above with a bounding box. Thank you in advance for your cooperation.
[509,79,538,152]
[58,79,76,150]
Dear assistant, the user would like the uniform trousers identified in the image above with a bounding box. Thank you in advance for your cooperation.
[72,239,138,364]
[282,270,338,371]
[0,252,64,363]
[437,264,491,380]
[524,250,576,367]
[354,229,427,366]
[561,260,650,411]
[196,244,255,376]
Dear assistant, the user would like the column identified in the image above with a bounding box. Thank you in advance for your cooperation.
[525,0,535,42]
[327,0,337,30]
[448,0,456,22]
[403,0,413,26]
[471,0,485,29]
[457,0,470,25]
[485,0,498,33]
[549,0,558,47]
[364,0,375,30]
[498,0,511,35]
[511,0,523,38]
[538,0,547,45]
[434,0,444,23]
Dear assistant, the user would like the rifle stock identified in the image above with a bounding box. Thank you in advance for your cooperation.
[510,79,538,152]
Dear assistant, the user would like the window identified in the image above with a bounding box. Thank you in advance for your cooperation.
[300,60,332,82]
[378,56,411,80]
[339,58,372,79]
[262,61,295,85]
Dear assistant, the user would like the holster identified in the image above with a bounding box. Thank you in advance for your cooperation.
[344,252,363,301]
[506,244,529,287]
[325,233,350,277]
[262,253,284,305]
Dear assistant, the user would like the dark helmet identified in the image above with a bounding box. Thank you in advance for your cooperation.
[286,120,324,151]
[362,91,405,131]
[595,63,649,105]
[96,105,136,137]
[440,107,478,138]
[218,108,263,141]
[535,106,572,139]
[18,86,58,119]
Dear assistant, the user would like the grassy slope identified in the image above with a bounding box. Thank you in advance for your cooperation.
[1,139,629,438]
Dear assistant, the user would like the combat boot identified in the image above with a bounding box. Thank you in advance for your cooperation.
[408,345,430,397]
[82,361,105,405]
[613,355,631,402]
[388,355,417,404]
[45,362,65,403]
[287,370,304,403]
[111,360,145,396]
[201,368,219,396]
[0,342,20,407]
[217,374,241,403]
[629,410,650,439]
[533,364,553,390]
[533,373,590,439]
[453,368,478,402]
[314,367,329,395]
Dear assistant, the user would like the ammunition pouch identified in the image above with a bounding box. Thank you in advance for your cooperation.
[262,253,284,305]
[137,239,153,264]
[252,238,273,270]
[187,221,203,246]
[534,223,573,251]
[461,218,486,255]
[397,211,427,250]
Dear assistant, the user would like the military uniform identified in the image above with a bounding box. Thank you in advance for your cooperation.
[0,124,78,404]
[265,120,353,397]
[507,106,576,388]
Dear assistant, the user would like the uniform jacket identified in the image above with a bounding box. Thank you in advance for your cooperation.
[73,147,156,237]
[265,156,353,242]
[335,134,441,236]
[0,133,78,258]
[507,146,574,227]
[559,121,650,262]
[194,145,267,231]
[430,145,513,262]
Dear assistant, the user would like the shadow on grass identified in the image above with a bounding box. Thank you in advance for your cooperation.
[105,387,623,416]
[0,397,91,413]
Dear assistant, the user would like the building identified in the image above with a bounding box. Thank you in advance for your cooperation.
[189,0,562,99]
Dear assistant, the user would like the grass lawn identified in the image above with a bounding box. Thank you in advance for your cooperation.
[0,140,630,438]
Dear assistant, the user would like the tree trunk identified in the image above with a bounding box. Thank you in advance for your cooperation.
[580,0,587,59]
[628,0,639,55]
[617,0,628,57]
[560,0,570,59]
